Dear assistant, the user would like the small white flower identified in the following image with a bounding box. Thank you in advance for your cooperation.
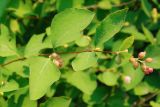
[124,76,131,84]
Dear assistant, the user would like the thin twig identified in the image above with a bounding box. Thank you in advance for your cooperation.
[143,90,160,103]
[0,49,127,67]
[0,57,26,67]
[85,0,137,9]
[112,0,137,7]
[56,50,118,54]
[133,90,160,107]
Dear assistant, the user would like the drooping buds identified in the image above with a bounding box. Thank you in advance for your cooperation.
[142,65,154,75]
[138,52,146,59]
[145,58,153,63]
[129,51,154,75]
[49,53,63,68]
[129,57,136,63]
[133,61,139,69]
[129,56,139,69]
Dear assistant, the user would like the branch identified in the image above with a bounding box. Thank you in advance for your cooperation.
[0,49,128,67]
[0,57,26,67]
[85,0,137,9]
[133,90,160,107]
[113,0,137,7]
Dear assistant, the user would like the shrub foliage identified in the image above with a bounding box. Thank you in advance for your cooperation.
[0,0,160,107]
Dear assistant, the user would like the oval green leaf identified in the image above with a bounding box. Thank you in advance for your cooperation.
[71,52,97,71]
[94,9,128,48]
[50,8,94,47]
[29,57,60,100]
[67,71,97,95]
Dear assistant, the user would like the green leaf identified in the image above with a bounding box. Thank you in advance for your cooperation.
[29,57,60,100]
[0,0,10,20]
[141,0,152,17]
[21,95,37,107]
[0,25,18,57]
[4,57,28,77]
[97,0,112,9]
[71,52,97,71]
[121,26,146,41]
[75,36,91,47]
[56,0,84,11]
[121,63,144,91]
[150,101,160,107]
[40,96,71,107]
[145,45,160,69]
[67,71,97,95]
[133,82,151,96]
[0,24,10,36]
[0,80,19,92]
[10,0,33,18]
[50,8,94,47]
[94,9,128,48]
[25,33,52,57]
[82,86,109,105]
[12,87,28,103]
[119,35,134,51]
[156,94,160,103]
[156,30,160,45]
[10,19,20,33]
[0,97,7,107]
[142,25,155,44]
[98,71,119,86]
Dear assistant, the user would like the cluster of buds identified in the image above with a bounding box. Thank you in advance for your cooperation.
[49,53,63,68]
[129,51,154,75]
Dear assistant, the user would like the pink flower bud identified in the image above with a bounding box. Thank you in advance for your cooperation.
[144,70,150,75]
[145,58,153,63]
[143,67,154,74]
[138,52,146,59]
[133,61,139,69]
[148,67,153,73]
[141,64,147,71]
[129,57,136,63]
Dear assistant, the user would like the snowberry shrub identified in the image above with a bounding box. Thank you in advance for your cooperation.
[0,0,160,107]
